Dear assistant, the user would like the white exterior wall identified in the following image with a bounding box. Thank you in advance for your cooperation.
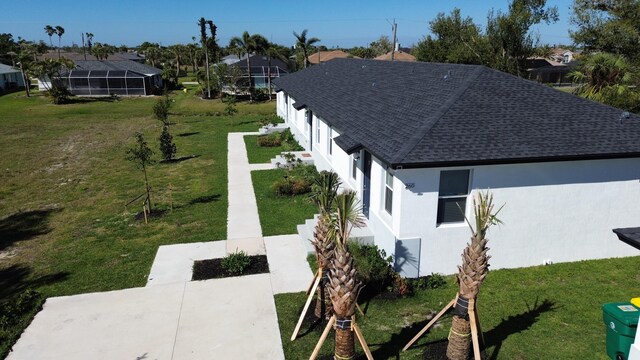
[395,158,640,275]
[277,90,640,277]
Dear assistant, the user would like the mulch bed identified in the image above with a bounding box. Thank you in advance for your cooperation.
[191,255,269,281]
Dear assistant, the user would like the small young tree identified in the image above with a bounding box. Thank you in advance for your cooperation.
[159,125,177,161]
[126,132,155,211]
[153,95,178,160]
[153,95,171,126]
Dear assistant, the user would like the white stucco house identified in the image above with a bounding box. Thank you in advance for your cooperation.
[273,58,640,277]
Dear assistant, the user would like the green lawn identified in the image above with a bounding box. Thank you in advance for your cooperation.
[244,135,285,164]
[0,91,274,358]
[252,169,317,236]
[276,256,639,359]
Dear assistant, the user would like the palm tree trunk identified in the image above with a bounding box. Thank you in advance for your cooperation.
[58,37,61,59]
[446,315,471,360]
[267,57,272,101]
[335,324,355,360]
[204,50,211,98]
[246,55,253,101]
[312,216,334,319]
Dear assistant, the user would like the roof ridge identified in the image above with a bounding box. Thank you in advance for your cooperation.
[391,65,486,166]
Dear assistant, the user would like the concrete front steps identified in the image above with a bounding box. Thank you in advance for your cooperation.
[297,214,375,254]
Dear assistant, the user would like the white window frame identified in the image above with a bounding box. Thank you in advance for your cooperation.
[316,118,321,144]
[328,127,333,155]
[384,169,393,215]
[437,169,471,225]
[304,110,309,133]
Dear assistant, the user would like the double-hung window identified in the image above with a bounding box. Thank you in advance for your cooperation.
[316,119,321,144]
[384,170,394,215]
[328,127,333,155]
[437,170,470,224]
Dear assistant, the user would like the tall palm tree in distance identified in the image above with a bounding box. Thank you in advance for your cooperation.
[198,17,211,98]
[44,25,56,49]
[327,191,364,360]
[55,26,64,58]
[229,31,259,100]
[293,29,320,68]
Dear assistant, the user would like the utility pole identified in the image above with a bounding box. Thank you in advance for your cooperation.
[81,33,86,60]
[391,19,397,61]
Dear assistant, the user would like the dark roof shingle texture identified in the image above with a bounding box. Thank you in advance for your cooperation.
[273,58,640,167]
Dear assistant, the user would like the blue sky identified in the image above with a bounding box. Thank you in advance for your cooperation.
[1,0,575,48]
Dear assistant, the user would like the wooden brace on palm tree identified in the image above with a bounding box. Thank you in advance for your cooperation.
[403,191,502,360]
[402,293,485,359]
[309,314,373,360]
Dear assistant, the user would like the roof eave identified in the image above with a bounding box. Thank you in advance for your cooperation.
[392,152,640,169]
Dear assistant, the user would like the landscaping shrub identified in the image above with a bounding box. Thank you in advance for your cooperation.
[349,242,395,296]
[271,165,317,196]
[281,129,304,151]
[410,273,448,290]
[220,250,251,275]
[272,178,311,196]
[257,133,282,147]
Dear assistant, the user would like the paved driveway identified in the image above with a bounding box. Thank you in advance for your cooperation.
[7,274,284,360]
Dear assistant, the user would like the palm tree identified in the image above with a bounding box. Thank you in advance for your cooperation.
[206,20,219,63]
[327,191,365,360]
[55,25,64,58]
[293,29,320,68]
[256,39,287,100]
[229,31,259,100]
[569,52,640,111]
[44,25,56,49]
[86,33,94,53]
[446,191,503,359]
[309,171,341,319]
[198,17,211,98]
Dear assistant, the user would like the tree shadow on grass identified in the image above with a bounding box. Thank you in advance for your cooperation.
[0,264,69,303]
[484,298,557,360]
[176,132,200,137]
[159,155,200,164]
[370,315,434,359]
[188,194,221,205]
[0,208,61,252]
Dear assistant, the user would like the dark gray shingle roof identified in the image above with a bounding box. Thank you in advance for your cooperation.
[273,58,640,168]
[73,60,161,76]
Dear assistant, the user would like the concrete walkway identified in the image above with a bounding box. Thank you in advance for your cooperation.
[6,131,313,360]
[227,132,262,240]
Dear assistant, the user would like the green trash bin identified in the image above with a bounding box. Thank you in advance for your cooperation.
[603,302,639,360]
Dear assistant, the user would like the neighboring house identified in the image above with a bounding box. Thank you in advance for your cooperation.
[526,57,577,85]
[0,63,25,91]
[38,59,162,96]
[374,50,416,62]
[307,50,357,65]
[273,58,640,277]
[550,48,575,64]
[226,54,289,93]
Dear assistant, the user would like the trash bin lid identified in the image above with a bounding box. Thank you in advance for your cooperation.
[603,302,640,327]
